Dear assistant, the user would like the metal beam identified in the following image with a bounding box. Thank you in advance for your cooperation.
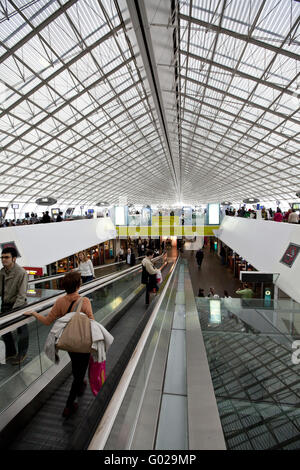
[0,0,79,64]
[180,74,300,126]
[179,13,300,62]
[126,0,180,196]
[180,49,297,97]
[0,24,123,118]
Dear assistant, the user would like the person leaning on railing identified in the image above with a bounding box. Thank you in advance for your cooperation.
[0,246,29,365]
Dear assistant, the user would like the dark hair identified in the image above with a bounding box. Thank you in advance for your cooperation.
[61,271,81,294]
[224,290,229,297]
[146,249,153,257]
[2,246,18,258]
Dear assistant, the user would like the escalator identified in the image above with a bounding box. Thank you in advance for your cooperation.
[0,252,175,450]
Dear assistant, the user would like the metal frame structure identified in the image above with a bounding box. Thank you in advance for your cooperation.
[0,0,299,207]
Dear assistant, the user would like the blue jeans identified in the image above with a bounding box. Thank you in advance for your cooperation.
[1,303,29,358]
[81,275,94,284]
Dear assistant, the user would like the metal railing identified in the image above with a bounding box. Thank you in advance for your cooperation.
[0,252,167,329]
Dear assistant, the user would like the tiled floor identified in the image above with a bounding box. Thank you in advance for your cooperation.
[182,246,241,299]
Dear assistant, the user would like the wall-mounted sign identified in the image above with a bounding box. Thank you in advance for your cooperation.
[23,267,43,276]
[280,243,300,268]
[208,203,220,225]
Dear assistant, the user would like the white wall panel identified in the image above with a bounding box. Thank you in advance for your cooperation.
[0,218,117,267]
[216,216,300,303]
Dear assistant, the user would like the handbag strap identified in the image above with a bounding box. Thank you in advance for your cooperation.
[75,297,84,313]
[67,299,77,314]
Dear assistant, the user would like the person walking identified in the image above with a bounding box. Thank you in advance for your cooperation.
[77,251,95,283]
[142,250,160,305]
[0,246,29,364]
[24,271,95,417]
[220,245,226,265]
[195,247,204,267]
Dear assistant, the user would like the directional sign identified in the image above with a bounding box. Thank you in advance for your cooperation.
[280,243,300,268]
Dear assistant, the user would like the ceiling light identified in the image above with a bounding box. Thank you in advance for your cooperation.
[36,197,57,206]
[96,202,110,206]
[243,198,259,204]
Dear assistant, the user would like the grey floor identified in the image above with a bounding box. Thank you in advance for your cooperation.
[182,246,241,299]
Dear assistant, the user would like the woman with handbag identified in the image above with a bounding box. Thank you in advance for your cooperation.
[24,271,94,417]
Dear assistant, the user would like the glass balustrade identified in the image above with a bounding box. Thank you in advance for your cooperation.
[0,257,166,415]
[196,298,300,450]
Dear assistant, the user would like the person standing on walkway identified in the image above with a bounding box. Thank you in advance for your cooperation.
[77,251,95,283]
[236,283,254,299]
[195,248,204,268]
[142,250,160,305]
[125,248,136,267]
[0,247,29,364]
[220,245,226,265]
[24,271,95,418]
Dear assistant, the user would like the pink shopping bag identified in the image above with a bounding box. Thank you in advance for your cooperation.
[88,356,106,396]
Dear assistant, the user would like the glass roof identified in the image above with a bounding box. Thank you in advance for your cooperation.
[0,0,299,207]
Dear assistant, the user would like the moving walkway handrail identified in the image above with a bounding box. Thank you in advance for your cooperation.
[87,255,179,450]
[29,254,148,286]
[0,253,167,329]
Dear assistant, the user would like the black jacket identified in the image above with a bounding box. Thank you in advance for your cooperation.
[196,250,204,261]
[126,253,136,266]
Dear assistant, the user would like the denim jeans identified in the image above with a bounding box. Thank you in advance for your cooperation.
[1,303,29,358]
[81,275,94,284]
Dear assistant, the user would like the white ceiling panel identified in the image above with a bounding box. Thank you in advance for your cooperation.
[0,0,299,207]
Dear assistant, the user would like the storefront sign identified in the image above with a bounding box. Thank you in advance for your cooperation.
[23,266,43,276]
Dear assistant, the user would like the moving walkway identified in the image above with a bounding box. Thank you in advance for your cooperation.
[0,252,171,449]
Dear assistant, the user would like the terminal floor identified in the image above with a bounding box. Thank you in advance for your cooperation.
[8,257,174,450]
[182,246,241,299]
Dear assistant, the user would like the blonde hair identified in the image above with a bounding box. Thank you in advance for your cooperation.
[78,251,88,263]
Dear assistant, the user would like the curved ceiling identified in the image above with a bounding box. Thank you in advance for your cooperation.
[0,0,299,207]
